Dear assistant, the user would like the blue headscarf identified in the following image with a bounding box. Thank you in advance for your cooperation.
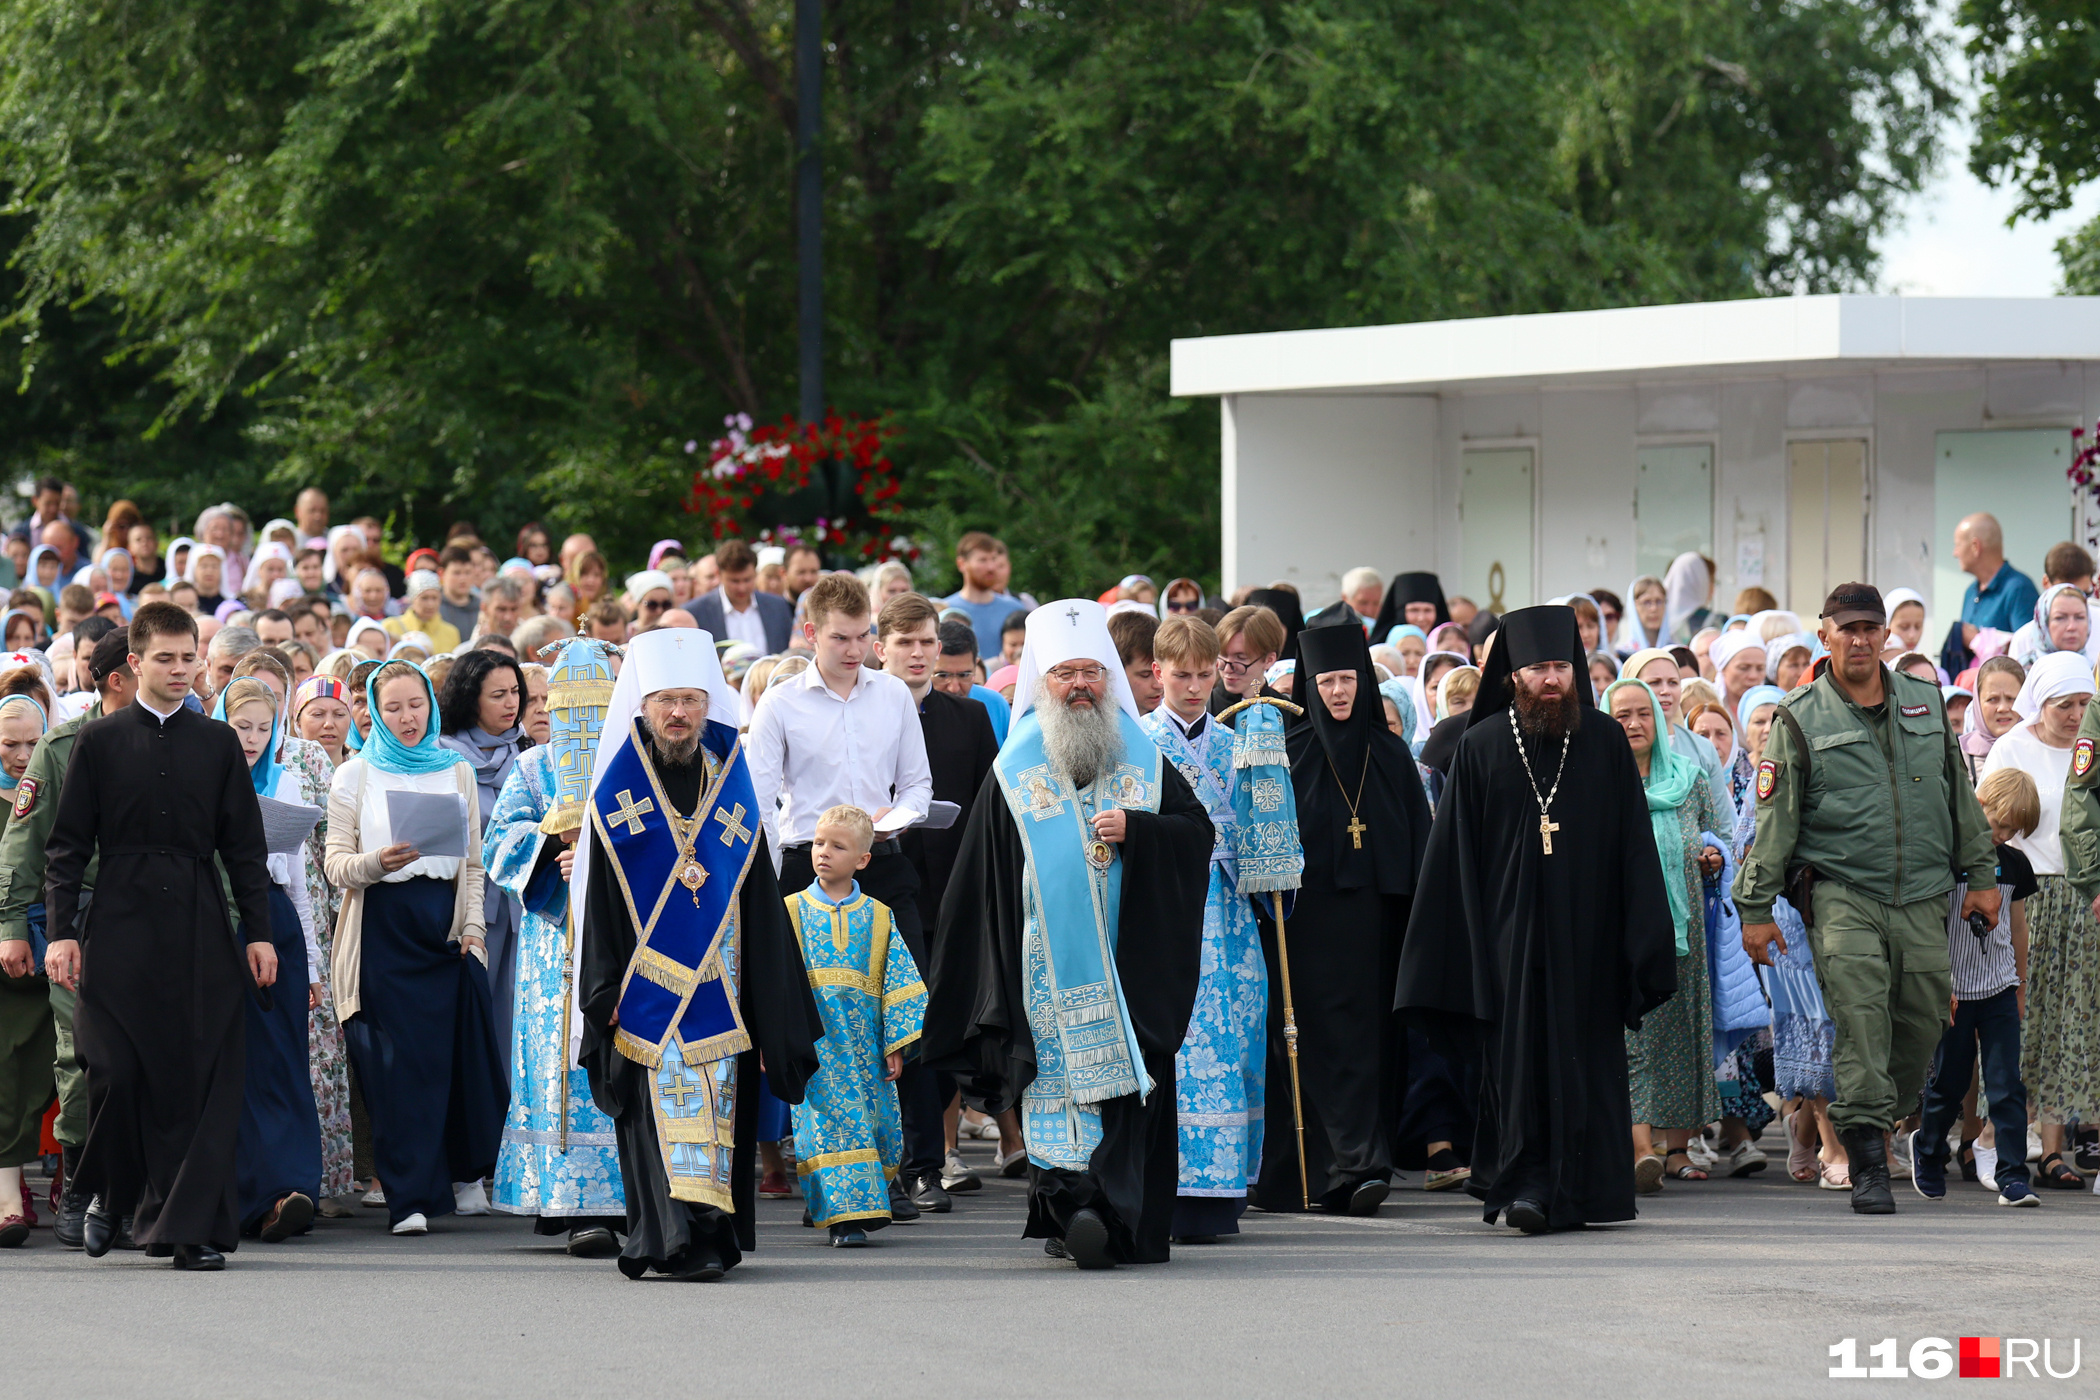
[1734,683,1786,739]
[1383,624,1428,649]
[211,679,284,798]
[1602,676,1701,955]
[362,665,465,776]
[0,693,49,792]
[1377,676,1415,746]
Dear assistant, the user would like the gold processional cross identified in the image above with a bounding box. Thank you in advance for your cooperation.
[1540,814,1560,855]
[610,789,655,836]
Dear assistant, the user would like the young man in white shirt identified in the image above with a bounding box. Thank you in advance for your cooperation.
[746,573,945,1209]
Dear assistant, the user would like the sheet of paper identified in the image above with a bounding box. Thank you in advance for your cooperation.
[256,796,323,855]
[386,789,468,859]
[872,806,922,837]
[921,800,961,831]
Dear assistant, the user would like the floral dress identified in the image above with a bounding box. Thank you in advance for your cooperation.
[282,735,355,1199]
[1626,768,1725,1129]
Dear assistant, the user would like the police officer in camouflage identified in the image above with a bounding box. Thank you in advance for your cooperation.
[1735,583,1997,1215]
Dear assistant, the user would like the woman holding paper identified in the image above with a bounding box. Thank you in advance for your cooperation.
[216,678,326,1243]
[324,660,506,1237]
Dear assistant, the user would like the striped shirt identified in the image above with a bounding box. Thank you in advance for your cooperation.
[1946,843,2034,1001]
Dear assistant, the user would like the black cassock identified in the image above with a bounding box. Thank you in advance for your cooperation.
[45,703,273,1250]
[576,749,821,1276]
[1254,624,1432,1213]
[923,762,1212,1263]
[1396,710,1676,1230]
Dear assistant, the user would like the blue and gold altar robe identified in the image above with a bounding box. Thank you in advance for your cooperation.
[484,746,624,1220]
[785,883,926,1228]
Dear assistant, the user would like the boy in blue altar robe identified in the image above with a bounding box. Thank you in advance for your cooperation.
[484,739,626,1255]
[1137,616,1284,1242]
[785,805,927,1247]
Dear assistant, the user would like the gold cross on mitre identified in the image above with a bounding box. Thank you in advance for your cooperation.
[713,801,753,846]
[610,789,655,836]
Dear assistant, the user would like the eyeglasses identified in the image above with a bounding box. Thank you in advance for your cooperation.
[1046,664,1107,684]
[933,668,978,685]
[1217,656,1268,674]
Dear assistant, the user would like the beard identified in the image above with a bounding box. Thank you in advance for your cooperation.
[649,724,702,769]
[1507,676,1582,741]
[1037,679,1123,788]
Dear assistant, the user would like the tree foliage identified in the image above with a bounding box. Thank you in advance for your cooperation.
[0,0,1948,593]
[1965,0,2100,291]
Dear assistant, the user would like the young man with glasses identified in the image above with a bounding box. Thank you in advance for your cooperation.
[1207,603,1288,720]
[935,618,1009,744]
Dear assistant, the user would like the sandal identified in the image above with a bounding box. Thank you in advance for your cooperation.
[1785,1113,1819,1183]
[1818,1159,1851,1190]
[1664,1152,1708,1181]
[1634,1154,1665,1195]
[0,1189,27,1249]
[2037,1152,2084,1190]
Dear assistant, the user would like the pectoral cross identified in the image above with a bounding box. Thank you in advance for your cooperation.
[1539,813,1560,855]
[713,801,753,847]
[1346,815,1366,849]
[609,788,655,836]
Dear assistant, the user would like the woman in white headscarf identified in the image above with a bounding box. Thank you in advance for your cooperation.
[1981,649,2098,1190]
[1881,588,1927,655]
[1663,552,1713,643]
[2007,581,2100,669]
[1616,574,1669,657]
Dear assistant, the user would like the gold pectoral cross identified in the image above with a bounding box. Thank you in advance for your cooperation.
[1539,813,1560,854]
[1346,815,1366,849]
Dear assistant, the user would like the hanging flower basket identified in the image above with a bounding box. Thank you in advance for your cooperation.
[685,412,918,563]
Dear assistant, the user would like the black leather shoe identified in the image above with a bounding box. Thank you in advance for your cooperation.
[1841,1128,1896,1215]
[667,1247,725,1281]
[172,1243,225,1271]
[54,1190,88,1250]
[1063,1207,1114,1269]
[82,1197,117,1258]
[145,1243,174,1258]
[566,1226,619,1258]
[1505,1197,1551,1234]
[909,1172,952,1214]
[887,1177,921,1223]
[115,1213,141,1250]
[1345,1177,1391,1217]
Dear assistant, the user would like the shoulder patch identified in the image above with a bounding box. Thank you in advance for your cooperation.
[2077,737,2096,779]
[1899,703,1932,718]
[10,777,36,820]
[1755,759,1778,802]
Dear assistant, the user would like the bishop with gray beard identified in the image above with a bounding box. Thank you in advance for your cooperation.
[921,607,1215,1271]
[1397,605,1677,1236]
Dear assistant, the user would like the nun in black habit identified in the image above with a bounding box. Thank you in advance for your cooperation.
[1251,623,1430,1215]
[1395,606,1677,1234]
[1372,572,1451,639]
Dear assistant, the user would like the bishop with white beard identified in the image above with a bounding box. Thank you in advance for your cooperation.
[923,600,1213,1269]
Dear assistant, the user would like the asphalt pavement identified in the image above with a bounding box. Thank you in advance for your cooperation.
[17,1136,2100,1396]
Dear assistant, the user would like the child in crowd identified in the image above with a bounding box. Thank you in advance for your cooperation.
[783,806,926,1247]
[1911,767,2038,1207]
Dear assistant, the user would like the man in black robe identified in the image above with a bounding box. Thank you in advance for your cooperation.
[1253,622,1431,1215]
[575,631,822,1281]
[43,601,276,1271]
[1396,605,1677,1234]
[923,599,1212,1269]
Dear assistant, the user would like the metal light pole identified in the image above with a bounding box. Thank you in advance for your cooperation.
[795,0,822,427]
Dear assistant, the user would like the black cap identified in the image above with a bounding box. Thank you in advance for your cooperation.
[87,628,133,687]
[1820,582,1885,628]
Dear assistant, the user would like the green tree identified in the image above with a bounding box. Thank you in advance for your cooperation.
[1966,0,2100,291]
[0,0,1949,591]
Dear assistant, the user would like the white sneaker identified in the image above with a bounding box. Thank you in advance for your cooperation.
[1974,1143,2000,1192]
[391,1212,429,1236]
[453,1180,491,1216]
[360,1185,387,1209]
[1719,1139,1769,1178]
[1684,1133,1722,1173]
[2027,1127,2045,1165]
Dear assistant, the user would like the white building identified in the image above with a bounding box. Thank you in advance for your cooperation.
[1171,295,2100,634]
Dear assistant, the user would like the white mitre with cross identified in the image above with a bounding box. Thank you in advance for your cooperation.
[1010,598,1141,722]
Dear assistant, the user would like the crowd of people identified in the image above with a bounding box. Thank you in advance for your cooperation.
[0,473,2094,1276]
